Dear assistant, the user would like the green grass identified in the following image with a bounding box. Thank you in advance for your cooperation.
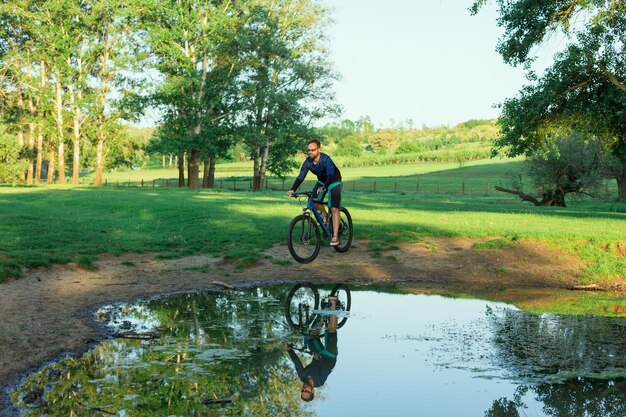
[81,157,619,196]
[1,160,625,284]
[473,237,519,250]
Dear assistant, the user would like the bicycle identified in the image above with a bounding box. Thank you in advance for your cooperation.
[287,191,353,263]
[284,283,351,335]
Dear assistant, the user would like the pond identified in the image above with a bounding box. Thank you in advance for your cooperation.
[12,284,626,416]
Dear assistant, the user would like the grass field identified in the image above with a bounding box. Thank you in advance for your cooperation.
[85,158,619,196]
[2,160,625,285]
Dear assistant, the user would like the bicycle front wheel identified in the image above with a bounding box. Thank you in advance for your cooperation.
[285,283,320,328]
[287,214,321,263]
[330,284,351,328]
[331,207,353,253]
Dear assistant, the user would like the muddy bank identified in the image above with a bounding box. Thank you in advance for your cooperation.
[1,237,623,415]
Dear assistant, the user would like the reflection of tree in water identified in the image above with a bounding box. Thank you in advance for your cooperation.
[486,380,626,417]
[484,307,626,417]
[14,287,317,417]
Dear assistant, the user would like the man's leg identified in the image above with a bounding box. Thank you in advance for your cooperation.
[329,185,341,244]
[328,296,338,333]
[331,207,340,240]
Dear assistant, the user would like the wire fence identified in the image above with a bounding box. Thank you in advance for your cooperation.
[102,177,497,196]
[102,175,621,197]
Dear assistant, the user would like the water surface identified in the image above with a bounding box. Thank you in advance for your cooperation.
[13,284,626,416]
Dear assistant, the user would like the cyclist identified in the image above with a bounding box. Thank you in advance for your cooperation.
[284,297,339,402]
[287,139,343,246]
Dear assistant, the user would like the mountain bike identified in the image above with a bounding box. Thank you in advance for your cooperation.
[287,191,353,263]
[284,283,351,334]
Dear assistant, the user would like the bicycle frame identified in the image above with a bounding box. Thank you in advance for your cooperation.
[297,192,332,238]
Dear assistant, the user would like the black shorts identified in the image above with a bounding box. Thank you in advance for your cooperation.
[312,182,341,209]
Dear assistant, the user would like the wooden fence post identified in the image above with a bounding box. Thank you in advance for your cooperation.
[141,179,144,187]
[462,182,465,194]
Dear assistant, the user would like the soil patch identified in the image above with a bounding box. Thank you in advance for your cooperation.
[1,237,623,415]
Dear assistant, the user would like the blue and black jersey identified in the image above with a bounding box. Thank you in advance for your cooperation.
[290,153,342,191]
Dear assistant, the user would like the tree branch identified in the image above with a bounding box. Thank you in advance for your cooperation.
[495,186,556,206]
[598,62,626,94]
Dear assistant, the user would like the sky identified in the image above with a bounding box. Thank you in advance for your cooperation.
[322,0,561,128]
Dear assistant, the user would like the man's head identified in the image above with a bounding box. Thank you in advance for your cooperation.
[306,139,321,159]
[300,376,315,402]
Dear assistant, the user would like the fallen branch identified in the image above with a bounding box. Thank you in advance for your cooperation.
[569,284,607,292]
[200,398,232,405]
[494,186,554,206]
[113,331,160,340]
[210,280,235,290]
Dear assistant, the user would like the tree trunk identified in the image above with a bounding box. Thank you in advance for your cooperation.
[72,138,80,184]
[17,85,25,184]
[55,74,66,185]
[26,119,35,185]
[35,129,43,184]
[202,157,216,188]
[94,138,104,186]
[35,61,45,185]
[178,150,185,187]
[616,169,626,201]
[188,149,200,189]
[26,97,35,184]
[252,142,261,191]
[69,73,82,185]
[46,145,55,184]
[58,141,66,184]
[254,141,270,192]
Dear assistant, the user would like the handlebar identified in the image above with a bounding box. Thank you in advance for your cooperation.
[290,191,315,198]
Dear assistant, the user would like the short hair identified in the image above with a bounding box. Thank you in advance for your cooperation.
[301,392,315,402]
[307,139,321,148]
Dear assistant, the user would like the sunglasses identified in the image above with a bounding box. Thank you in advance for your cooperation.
[307,148,318,152]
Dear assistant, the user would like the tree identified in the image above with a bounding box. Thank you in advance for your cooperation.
[472,0,626,200]
[239,0,337,191]
[496,134,611,207]
[140,0,243,189]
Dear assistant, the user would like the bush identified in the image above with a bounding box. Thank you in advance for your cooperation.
[334,138,363,157]
[0,127,28,183]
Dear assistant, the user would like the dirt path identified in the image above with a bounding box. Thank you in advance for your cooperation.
[1,237,622,414]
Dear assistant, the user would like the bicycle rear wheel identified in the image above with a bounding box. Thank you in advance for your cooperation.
[331,207,353,253]
[330,284,351,328]
[287,214,321,263]
[285,283,320,328]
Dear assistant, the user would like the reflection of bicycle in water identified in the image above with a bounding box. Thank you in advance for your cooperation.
[285,283,351,334]
[284,283,351,401]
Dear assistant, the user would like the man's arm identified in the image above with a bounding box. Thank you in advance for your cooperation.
[290,160,309,192]
[322,155,336,189]
[286,348,307,380]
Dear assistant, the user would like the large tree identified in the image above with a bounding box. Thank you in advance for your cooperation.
[140,0,243,189]
[239,0,337,191]
[472,0,626,200]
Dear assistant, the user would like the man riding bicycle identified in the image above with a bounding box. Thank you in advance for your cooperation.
[287,139,343,246]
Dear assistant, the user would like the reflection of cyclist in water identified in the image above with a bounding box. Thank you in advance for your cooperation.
[284,296,338,402]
